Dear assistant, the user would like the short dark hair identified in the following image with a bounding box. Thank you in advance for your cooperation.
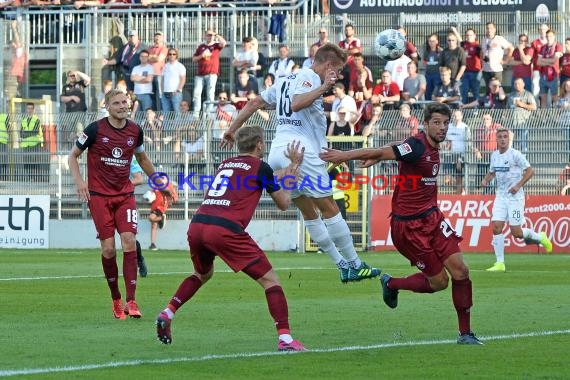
[139,49,150,56]
[236,125,263,153]
[424,103,451,123]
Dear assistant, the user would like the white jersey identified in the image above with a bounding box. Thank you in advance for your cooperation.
[446,121,469,154]
[261,68,327,153]
[489,148,530,200]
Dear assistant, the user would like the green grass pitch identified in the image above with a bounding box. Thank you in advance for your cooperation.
[1,249,569,379]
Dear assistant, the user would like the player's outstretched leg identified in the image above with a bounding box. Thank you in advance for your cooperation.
[156,311,172,344]
[379,274,399,309]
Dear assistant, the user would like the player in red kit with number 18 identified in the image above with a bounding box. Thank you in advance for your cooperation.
[320,103,482,345]
[69,89,173,320]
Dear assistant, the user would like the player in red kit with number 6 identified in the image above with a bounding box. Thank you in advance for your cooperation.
[156,126,307,351]
[320,103,483,345]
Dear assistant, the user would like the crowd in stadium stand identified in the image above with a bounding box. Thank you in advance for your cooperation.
[2,1,570,193]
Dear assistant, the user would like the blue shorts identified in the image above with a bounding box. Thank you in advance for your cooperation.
[539,75,559,95]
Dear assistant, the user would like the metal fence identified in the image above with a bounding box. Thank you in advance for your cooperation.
[1,108,568,220]
[0,3,565,112]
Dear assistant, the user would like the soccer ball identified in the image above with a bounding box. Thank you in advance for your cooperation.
[142,190,156,203]
[374,29,406,61]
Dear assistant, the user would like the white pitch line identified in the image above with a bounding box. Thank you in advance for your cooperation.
[1,329,569,377]
[0,268,331,282]
[0,267,563,282]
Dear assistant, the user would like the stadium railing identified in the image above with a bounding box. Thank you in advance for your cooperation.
[0,108,567,217]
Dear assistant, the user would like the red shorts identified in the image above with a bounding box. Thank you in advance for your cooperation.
[390,208,463,277]
[187,223,271,278]
[89,194,137,240]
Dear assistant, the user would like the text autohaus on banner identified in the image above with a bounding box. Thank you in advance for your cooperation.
[370,195,570,253]
[0,195,50,249]
[331,0,557,14]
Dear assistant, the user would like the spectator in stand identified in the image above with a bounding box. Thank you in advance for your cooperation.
[191,29,227,117]
[143,108,164,148]
[509,34,534,92]
[19,103,44,178]
[531,24,550,97]
[9,20,27,98]
[360,103,383,139]
[268,44,295,79]
[480,22,513,89]
[130,50,154,113]
[147,31,168,111]
[210,90,237,138]
[302,44,318,69]
[103,30,145,91]
[161,48,186,115]
[262,73,275,91]
[181,127,206,174]
[560,38,570,87]
[250,37,268,91]
[558,162,570,194]
[441,109,469,195]
[99,80,114,117]
[537,29,564,108]
[422,33,443,101]
[473,113,501,186]
[402,61,426,105]
[231,69,259,111]
[439,32,466,86]
[432,66,461,106]
[232,36,258,78]
[556,79,570,161]
[338,23,362,59]
[61,70,90,140]
[462,77,508,109]
[313,28,330,48]
[372,70,400,110]
[460,28,482,104]
[347,52,373,104]
[385,53,411,91]
[397,26,418,64]
[327,107,355,152]
[331,83,357,115]
[392,103,419,142]
[507,77,537,152]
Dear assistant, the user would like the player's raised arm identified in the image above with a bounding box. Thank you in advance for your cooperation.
[222,95,271,149]
[320,146,396,168]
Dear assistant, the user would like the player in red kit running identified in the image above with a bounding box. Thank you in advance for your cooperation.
[156,126,307,351]
[320,103,482,345]
[69,89,173,320]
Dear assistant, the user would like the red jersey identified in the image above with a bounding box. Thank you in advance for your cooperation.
[339,38,362,53]
[195,156,279,230]
[390,132,439,217]
[539,42,563,76]
[151,190,169,214]
[77,118,144,196]
[372,82,400,97]
[348,66,373,94]
[193,42,224,76]
[404,40,417,60]
[560,53,570,77]
[461,41,482,72]
[531,37,547,71]
[512,46,534,78]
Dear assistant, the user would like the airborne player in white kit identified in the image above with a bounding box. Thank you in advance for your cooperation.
[223,43,380,283]
[481,129,552,272]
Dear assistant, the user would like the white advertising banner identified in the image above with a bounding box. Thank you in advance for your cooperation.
[0,195,50,249]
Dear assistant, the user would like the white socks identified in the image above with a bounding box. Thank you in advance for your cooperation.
[323,213,362,269]
[305,218,346,268]
[492,234,505,263]
[523,228,541,244]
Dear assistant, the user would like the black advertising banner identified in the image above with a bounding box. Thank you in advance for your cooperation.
[330,0,558,14]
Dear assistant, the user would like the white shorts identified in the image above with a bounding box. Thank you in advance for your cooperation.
[491,197,525,226]
[268,144,332,199]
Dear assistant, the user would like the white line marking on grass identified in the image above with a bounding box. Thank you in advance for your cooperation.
[1,329,569,377]
[0,267,332,281]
